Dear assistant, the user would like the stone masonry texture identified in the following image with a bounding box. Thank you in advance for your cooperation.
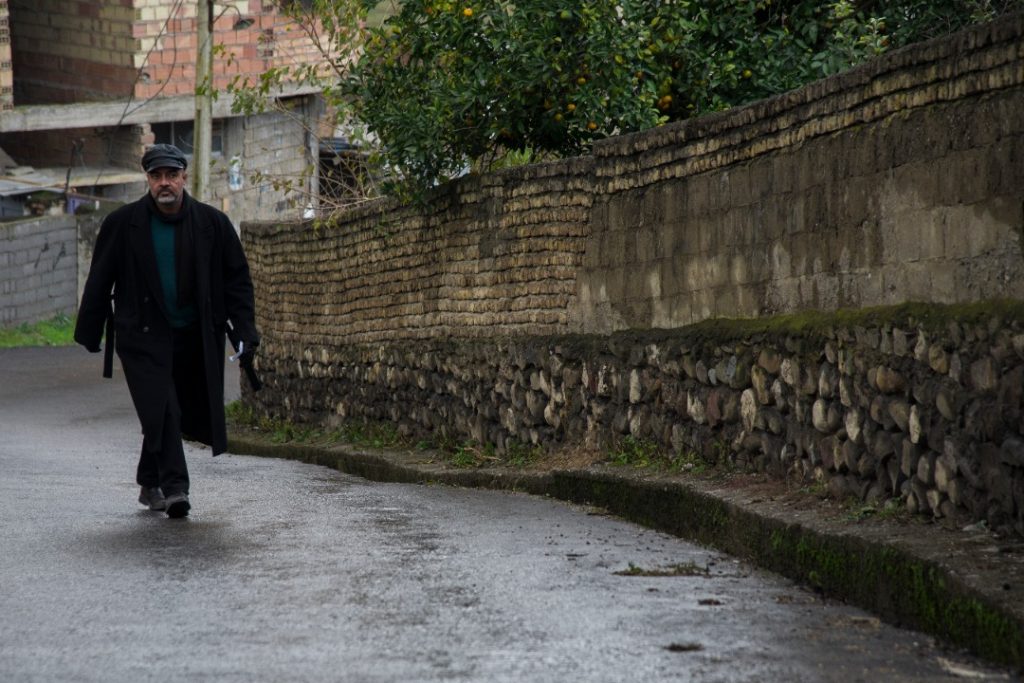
[241,15,1024,535]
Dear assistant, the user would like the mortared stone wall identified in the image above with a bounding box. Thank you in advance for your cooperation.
[241,14,1024,534]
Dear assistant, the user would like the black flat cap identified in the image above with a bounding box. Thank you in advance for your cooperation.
[141,143,188,172]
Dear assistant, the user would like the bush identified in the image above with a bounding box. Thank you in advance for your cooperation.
[243,0,1023,203]
[342,1,668,199]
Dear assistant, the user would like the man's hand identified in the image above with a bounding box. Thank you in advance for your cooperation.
[230,340,262,391]
[229,339,258,363]
[236,344,256,364]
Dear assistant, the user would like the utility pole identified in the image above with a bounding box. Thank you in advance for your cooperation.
[193,0,213,201]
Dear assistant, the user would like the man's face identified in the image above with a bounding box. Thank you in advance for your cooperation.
[147,167,187,213]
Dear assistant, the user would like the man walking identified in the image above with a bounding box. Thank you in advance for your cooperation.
[75,143,259,519]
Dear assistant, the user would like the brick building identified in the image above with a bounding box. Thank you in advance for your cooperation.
[0,0,334,226]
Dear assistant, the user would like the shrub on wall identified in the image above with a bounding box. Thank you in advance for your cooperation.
[343,0,665,199]
[229,1,1022,205]
[341,0,1023,199]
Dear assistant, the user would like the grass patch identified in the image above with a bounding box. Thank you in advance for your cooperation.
[225,401,407,449]
[226,405,548,471]
[0,313,75,348]
[800,480,830,498]
[680,298,1024,346]
[608,435,662,468]
[434,438,504,469]
[411,430,545,469]
[844,498,908,523]
[447,441,496,468]
[504,439,544,468]
[669,449,711,475]
[608,436,731,476]
[331,420,403,449]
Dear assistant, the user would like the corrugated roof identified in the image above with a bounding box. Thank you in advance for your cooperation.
[0,165,142,197]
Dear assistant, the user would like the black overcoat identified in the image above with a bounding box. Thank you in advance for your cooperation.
[74,192,258,456]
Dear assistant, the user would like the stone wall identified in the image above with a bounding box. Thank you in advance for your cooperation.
[241,16,1024,533]
[252,309,1024,535]
[0,214,77,326]
[245,157,594,346]
[576,17,1024,331]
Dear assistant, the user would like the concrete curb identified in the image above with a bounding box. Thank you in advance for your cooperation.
[228,433,1024,671]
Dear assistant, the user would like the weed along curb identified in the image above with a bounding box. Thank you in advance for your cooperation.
[227,432,1024,671]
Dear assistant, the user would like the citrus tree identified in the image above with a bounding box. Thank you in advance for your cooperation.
[232,0,1022,206]
[341,1,669,199]
[645,0,1023,121]
[342,0,1021,200]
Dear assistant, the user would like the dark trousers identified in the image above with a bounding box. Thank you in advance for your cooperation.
[135,324,206,496]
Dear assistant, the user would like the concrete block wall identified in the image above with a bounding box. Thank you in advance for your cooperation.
[76,211,107,305]
[210,97,319,225]
[0,214,77,326]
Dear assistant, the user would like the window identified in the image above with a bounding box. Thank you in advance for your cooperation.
[151,120,223,157]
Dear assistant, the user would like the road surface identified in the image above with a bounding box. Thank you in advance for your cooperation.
[0,346,1014,682]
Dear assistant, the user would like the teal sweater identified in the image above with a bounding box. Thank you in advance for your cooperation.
[150,215,197,328]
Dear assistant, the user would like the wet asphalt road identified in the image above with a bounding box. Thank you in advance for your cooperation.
[0,346,1016,682]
